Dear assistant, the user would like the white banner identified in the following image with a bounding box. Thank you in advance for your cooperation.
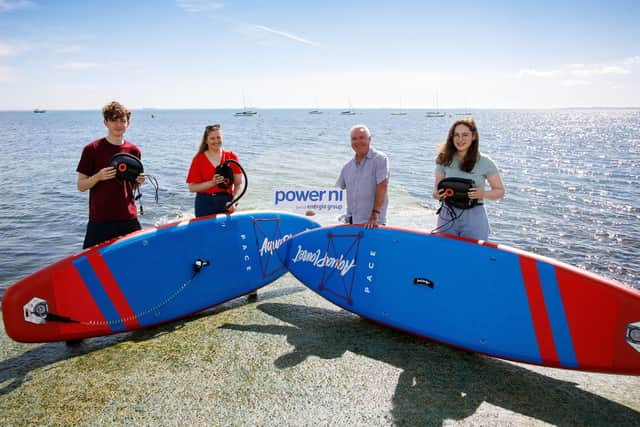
[273,187,345,214]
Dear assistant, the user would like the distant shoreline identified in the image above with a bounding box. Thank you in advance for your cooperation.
[2,106,639,113]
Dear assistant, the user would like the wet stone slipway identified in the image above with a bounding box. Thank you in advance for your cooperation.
[1,275,640,426]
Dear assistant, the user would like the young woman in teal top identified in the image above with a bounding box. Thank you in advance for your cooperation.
[432,118,505,240]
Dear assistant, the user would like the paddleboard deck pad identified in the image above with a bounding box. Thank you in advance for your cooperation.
[2,211,319,342]
[279,225,640,375]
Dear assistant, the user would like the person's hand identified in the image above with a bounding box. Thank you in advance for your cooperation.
[366,212,379,229]
[212,174,225,186]
[433,188,446,201]
[136,174,146,185]
[96,166,116,181]
[225,201,237,213]
[468,187,483,200]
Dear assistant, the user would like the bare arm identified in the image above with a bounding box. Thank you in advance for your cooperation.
[433,171,445,200]
[77,167,116,192]
[187,175,224,193]
[225,173,244,213]
[468,173,505,201]
[232,173,244,199]
[367,179,388,228]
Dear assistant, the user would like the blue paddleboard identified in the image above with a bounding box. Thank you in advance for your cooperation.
[3,211,320,342]
[278,225,640,375]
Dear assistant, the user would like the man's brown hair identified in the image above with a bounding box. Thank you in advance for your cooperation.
[102,101,131,121]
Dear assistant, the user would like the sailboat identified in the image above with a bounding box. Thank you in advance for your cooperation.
[425,111,445,117]
[234,93,257,117]
[391,97,408,115]
[340,97,356,115]
[234,110,257,117]
[425,93,445,117]
[456,97,472,116]
[309,98,323,114]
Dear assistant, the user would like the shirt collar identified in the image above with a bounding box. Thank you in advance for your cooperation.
[354,147,376,161]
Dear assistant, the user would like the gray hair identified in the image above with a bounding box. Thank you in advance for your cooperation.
[350,124,371,138]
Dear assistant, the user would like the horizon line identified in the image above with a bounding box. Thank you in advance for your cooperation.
[3,106,639,112]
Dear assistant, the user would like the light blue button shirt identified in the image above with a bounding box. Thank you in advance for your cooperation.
[336,147,390,224]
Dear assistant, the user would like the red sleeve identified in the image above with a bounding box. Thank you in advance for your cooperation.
[77,143,96,176]
[186,153,204,183]
[131,145,141,160]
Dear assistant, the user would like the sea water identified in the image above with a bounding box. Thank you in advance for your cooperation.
[0,108,638,298]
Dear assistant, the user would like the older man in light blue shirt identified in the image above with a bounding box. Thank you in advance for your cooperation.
[336,125,389,227]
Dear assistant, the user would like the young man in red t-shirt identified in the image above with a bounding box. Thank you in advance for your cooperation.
[76,101,145,249]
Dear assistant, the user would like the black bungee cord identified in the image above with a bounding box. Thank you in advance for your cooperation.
[214,159,248,211]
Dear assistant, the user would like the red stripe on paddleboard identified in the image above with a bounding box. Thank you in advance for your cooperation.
[86,251,139,329]
[520,257,559,364]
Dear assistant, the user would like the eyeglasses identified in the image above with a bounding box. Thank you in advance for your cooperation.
[206,124,221,131]
[453,132,473,139]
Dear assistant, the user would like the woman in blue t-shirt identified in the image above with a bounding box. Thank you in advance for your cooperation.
[432,118,505,240]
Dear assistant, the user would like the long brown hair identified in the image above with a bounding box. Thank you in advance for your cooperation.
[436,118,479,172]
[196,124,221,155]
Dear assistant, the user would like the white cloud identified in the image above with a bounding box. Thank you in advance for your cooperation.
[254,25,316,46]
[561,79,592,87]
[52,45,85,54]
[0,0,33,12]
[176,0,223,13]
[598,65,629,75]
[54,62,101,70]
[518,68,558,78]
[623,56,640,65]
[0,40,29,56]
[518,57,635,87]
[566,63,629,77]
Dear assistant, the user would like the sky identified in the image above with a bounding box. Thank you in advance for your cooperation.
[0,0,639,110]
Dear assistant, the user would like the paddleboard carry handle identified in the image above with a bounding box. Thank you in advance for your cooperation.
[413,278,434,288]
[193,258,210,273]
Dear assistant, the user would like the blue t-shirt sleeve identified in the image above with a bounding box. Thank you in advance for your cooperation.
[482,155,499,177]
